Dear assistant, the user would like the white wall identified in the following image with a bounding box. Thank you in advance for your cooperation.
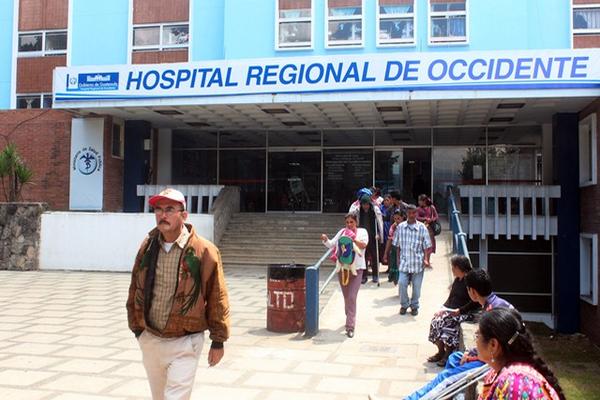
[40,212,214,271]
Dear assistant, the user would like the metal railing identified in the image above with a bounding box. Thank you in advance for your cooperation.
[137,184,224,214]
[448,186,470,261]
[305,247,334,337]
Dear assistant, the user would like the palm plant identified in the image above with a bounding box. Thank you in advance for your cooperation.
[0,143,34,202]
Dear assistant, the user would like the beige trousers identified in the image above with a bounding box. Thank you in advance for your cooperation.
[138,330,205,400]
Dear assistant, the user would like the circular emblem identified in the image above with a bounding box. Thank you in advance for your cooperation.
[76,151,98,175]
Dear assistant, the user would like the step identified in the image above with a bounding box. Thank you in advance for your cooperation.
[222,254,333,265]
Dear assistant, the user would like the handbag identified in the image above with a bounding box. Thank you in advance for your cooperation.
[431,220,442,236]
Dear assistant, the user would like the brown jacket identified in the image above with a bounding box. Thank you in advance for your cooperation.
[126,224,230,346]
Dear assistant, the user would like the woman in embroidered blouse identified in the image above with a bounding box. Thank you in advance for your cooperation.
[321,213,368,339]
[476,308,565,400]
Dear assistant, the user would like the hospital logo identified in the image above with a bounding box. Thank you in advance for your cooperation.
[66,72,119,92]
[73,147,103,175]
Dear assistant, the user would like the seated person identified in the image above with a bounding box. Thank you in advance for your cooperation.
[404,268,514,400]
[427,255,478,367]
[477,308,565,400]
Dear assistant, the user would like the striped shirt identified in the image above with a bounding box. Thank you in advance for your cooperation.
[148,226,190,331]
[392,220,432,274]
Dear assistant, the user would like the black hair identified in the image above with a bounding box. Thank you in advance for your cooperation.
[450,255,472,273]
[479,308,566,400]
[418,194,432,206]
[406,204,417,211]
[370,186,381,196]
[390,191,402,201]
[465,268,492,296]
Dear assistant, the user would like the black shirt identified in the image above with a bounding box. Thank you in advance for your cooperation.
[444,277,480,314]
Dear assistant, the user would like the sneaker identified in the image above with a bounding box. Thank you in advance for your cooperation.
[372,278,379,283]
[399,307,407,315]
[411,308,419,316]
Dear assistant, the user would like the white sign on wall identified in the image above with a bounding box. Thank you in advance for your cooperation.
[53,49,600,107]
[69,118,104,210]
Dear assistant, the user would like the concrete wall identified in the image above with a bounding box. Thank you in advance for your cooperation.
[70,0,129,65]
[39,212,214,271]
[0,203,47,270]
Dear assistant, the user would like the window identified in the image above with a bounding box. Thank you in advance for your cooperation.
[18,30,67,56]
[277,0,312,49]
[377,0,415,46]
[16,94,53,109]
[429,0,467,44]
[112,123,125,158]
[326,0,364,47]
[573,5,600,34]
[579,113,597,187]
[580,234,598,305]
[132,23,189,51]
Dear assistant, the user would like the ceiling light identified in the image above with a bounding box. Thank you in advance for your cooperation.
[282,121,306,127]
[186,122,210,127]
[155,109,183,115]
[376,106,403,112]
[384,120,407,126]
[497,103,525,109]
[489,117,513,123]
[261,108,290,114]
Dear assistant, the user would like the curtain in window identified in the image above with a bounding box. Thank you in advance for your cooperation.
[449,16,465,36]
[330,7,361,16]
[281,10,303,18]
[574,9,600,30]
[381,5,412,14]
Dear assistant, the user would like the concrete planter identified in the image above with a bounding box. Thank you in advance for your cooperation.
[0,202,47,270]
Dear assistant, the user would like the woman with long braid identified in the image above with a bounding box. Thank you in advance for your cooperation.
[476,308,565,400]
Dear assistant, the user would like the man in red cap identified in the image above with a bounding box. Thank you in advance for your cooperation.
[126,188,230,400]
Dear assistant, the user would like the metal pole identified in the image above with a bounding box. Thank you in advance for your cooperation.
[305,265,319,337]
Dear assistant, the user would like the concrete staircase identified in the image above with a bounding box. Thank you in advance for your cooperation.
[219,213,344,267]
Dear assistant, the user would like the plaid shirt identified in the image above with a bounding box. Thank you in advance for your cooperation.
[392,220,432,273]
[148,226,190,331]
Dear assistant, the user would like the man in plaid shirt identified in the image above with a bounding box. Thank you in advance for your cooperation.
[392,204,432,316]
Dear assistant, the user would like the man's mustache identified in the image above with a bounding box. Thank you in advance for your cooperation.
[159,220,170,226]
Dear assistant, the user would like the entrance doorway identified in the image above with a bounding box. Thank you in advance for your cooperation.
[323,149,373,213]
[375,148,432,205]
[267,150,321,212]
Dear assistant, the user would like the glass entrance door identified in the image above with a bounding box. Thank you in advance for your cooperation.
[323,149,373,213]
[375,148,431,205]
[267,151,321,212]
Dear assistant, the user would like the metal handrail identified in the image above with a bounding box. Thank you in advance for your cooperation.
[448,186,471,262]
[433,364,491,400]
[305,247,333,337]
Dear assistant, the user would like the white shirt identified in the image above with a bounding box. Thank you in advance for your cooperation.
[323,228,369,270]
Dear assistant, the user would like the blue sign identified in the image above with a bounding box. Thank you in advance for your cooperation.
[67,73,119,92]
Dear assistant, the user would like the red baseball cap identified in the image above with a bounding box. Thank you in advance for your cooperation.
[149,188,186,210]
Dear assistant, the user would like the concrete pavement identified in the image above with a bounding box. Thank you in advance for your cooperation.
[0,233,454,399]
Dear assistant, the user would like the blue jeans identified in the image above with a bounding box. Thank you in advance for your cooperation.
[404,352,484,400]
[398,270,424,310]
